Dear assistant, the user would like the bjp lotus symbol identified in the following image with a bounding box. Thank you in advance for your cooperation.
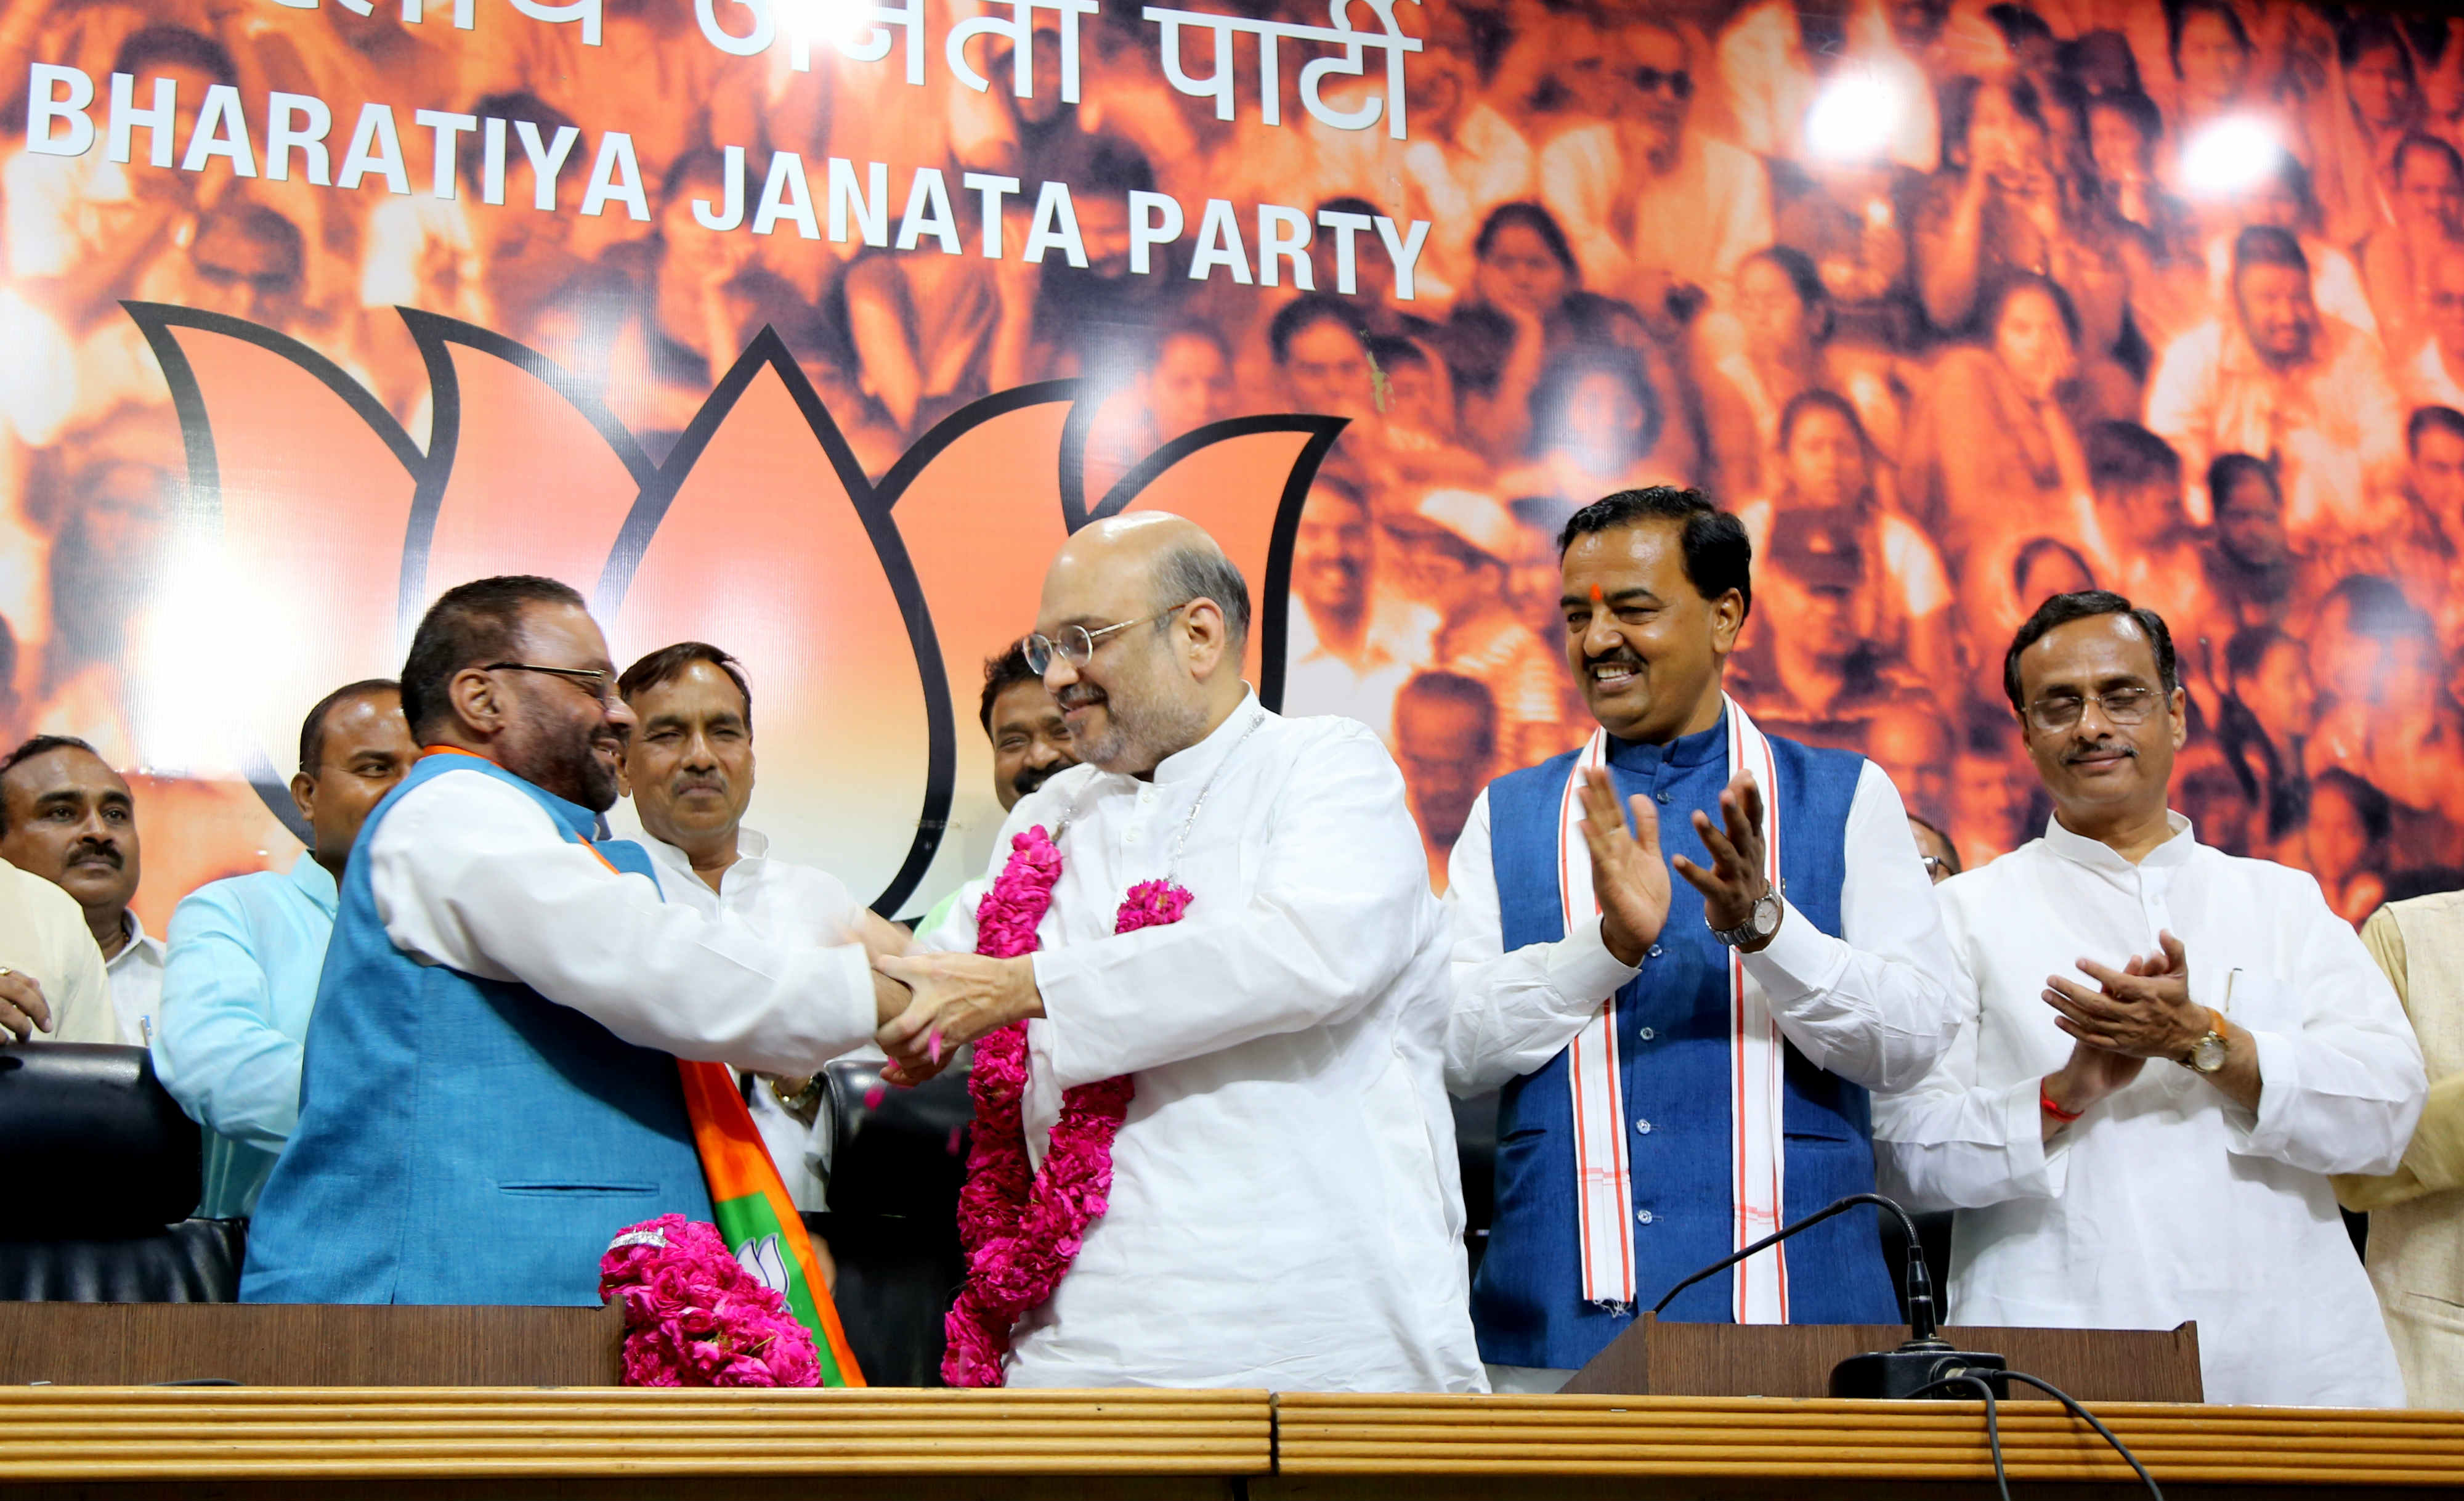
[127,302,1341,913]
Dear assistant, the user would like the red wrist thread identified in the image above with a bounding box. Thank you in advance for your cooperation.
[2040,1086,2085,1123]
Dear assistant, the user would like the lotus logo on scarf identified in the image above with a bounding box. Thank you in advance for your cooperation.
[126,304,1340,914]
[734,1231,791,1297]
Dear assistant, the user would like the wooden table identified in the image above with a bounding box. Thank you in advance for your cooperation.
[1,1387,2458,1499]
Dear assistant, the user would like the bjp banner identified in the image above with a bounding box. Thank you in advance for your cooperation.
[1,0,2460,929]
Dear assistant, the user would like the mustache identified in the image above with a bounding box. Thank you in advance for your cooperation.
[1584,649,1645,670]
[1011,763,1060,798]
[669,773,727,795]
[1056,683,1106,710]
[2066,739,2137,763]
[67,840,121,868]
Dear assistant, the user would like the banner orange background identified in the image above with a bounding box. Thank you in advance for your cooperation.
[0,0,2457,927]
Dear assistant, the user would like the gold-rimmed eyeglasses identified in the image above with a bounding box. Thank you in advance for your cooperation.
[2022,686,2163,734]
[1023,602,1192,676]
[488,661,620,703]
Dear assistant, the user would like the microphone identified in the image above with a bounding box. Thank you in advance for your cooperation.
[1648,1192,2009,1399]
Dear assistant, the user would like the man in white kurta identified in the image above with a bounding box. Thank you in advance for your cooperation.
[1874,591,2425,1408]
[616,641,890,1211]
[883,514,1485,1392]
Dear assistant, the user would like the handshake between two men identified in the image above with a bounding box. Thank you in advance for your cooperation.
[852,914,1041,1089]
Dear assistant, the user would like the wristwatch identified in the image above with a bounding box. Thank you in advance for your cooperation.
[766,1073,826,1123]
[2180,1008,2229,1075]
[1711,889,1783,949]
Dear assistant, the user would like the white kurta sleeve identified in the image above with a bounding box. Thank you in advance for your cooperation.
[2225,876,2425,1178]
[366,769,878,1075]
[1441,786,1640,1096]
[1027,728,1433,1089]
[1870,876,2073,1211]
[1741,761,1961,1092]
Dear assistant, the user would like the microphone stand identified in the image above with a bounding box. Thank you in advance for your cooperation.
[1648,1192,2009,1399]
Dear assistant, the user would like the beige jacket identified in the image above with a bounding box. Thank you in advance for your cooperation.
[2338,892,2464,1408]
[0,861,113,1044]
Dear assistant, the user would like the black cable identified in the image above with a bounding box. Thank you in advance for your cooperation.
[1650,1193,1927,1316]
[1912,1375,2009,1501]
[1999,1370,2164,1501]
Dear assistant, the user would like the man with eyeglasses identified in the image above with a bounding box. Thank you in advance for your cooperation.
[873,512,1484,1392]
[1538,17,1770,321]
[1873,589,2425,1407]
[243,576,910,1307]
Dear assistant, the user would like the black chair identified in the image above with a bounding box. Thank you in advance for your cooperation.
[0,1043,245,1302]
[811,1054,973,1386]
[1454,1089,1499,1280]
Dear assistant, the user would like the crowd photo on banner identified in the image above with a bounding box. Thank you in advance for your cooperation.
[2,0,2464,1409]
[0,0,2458,907]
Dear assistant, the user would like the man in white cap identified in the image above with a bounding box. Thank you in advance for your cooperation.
[1388,489,1572,768]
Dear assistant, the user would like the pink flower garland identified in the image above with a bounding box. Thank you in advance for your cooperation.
[599,1214,821,1387]
[942,827,1191,1387]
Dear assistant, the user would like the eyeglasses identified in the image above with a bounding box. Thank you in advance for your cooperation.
[1023,603,1191,676]
[1919,855,1951,877]
[488,662,620,703]
[2022,685,2163,734]
[1634,66,1693,99]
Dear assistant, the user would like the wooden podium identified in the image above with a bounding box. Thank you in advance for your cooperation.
[1558,1311,2205,1402]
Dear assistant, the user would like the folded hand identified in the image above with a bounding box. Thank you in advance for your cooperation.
[2041,930,2205,1062]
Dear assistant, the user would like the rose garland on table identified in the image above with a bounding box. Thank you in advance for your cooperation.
[941,826,1193,1388]
[599,1214,821,1387]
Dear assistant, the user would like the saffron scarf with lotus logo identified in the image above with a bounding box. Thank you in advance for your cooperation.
[572,828,865,1386]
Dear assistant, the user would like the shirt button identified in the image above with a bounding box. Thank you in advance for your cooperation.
[1647,944,1663,959]
[1655,791,1672,805]
[1123,827,1143,845]
[1634,1118,1652,1134]
[1638,1027,1655,1040]
[1635,1210,1655,1224]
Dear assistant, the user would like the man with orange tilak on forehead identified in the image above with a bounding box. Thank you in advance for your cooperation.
[1444,487,1959,1394]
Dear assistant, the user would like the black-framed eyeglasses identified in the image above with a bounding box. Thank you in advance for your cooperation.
[488,661,619,703]
[1919,855,1950,877]
[2022,686,2163,734]
[1634,66,1693,99]
[1023,602,1192,676]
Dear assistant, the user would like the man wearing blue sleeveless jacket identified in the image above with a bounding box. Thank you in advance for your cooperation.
[243,576,907,1306]
[1445,488,1960,1392]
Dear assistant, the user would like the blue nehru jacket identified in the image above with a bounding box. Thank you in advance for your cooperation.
[241,752,710,1306]
[1473,713,1897,1372]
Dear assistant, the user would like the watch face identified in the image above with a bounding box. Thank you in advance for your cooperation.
[1754,892,1782,936]
[2190,1034,2227,1073]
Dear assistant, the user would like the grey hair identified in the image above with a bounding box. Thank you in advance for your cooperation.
[1153,542,1251,649]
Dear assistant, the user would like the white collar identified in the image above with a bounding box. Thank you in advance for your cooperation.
[2039,809,2199,874]
[642,825,769,885]
[1149,690,1269,787]
[107,910,163,969]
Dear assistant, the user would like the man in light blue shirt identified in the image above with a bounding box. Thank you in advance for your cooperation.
[153,680,416,1217]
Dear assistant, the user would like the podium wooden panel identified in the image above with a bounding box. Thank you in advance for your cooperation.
[1271,1393,2464,1498]
[0,1301,625,1386]
[0,1389,2454,1500]
[1557,1312,2203,1402]
[0,1387,1275,1500]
